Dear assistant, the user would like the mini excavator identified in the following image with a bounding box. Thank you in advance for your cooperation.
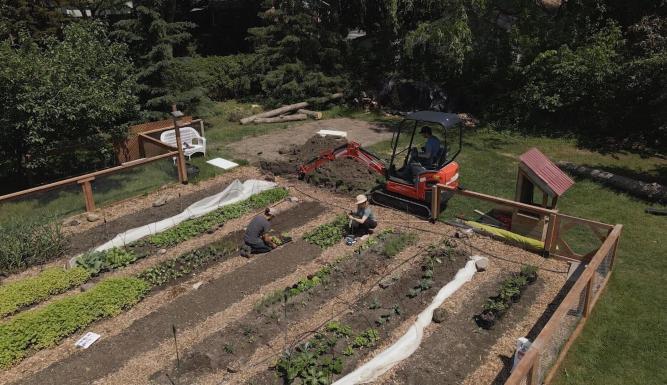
[299,111,463,219]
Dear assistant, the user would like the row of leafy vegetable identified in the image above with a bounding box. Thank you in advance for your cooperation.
[475,265,539,329]
[0,188,289,369]
[0,188,288,320]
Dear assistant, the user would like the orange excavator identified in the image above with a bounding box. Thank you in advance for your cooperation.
[299,111,463,219]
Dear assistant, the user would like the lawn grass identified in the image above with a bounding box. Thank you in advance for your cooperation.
[373,127,666,385]
[0,101,370,225]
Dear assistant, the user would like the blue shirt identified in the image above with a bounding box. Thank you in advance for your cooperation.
[424,136,441,167]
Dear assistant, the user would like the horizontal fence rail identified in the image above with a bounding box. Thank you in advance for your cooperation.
[0,118,203,213]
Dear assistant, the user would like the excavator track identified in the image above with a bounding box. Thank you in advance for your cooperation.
[370,189,433,220]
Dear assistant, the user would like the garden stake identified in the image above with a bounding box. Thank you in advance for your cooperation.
[165,373,177,385]
[172,324,180,370]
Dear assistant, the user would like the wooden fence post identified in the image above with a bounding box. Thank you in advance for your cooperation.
[431,185,441,222]
[583,279,593,317]
[78,177,96,212]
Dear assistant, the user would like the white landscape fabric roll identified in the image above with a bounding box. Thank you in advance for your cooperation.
[94,179,277,251]
[332,256,481,385]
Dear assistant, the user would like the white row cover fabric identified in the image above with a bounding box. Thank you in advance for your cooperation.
[94,179,276,252]
[332,256,481,385]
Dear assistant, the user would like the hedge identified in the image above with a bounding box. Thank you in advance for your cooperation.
[148,187,289,248]
[0,277,149,368]
[0,267,91,318]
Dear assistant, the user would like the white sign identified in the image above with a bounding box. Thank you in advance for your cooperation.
[206,158,239,170]
[317,129,347,138]
[512,337,532,370]
[75,332,101,349]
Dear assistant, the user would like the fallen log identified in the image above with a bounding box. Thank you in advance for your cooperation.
[240,102,309,125]
[297,109,323,120]
[253,114,308,124]
[558,161,666,203]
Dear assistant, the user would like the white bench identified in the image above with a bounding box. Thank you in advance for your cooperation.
[160,126,206,159]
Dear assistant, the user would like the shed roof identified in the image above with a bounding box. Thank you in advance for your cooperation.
[519,148,574,197]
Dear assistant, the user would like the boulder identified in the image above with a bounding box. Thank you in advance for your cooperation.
[475,256,490,272]
[158,248,167,255]
[86,213,101,222]
[432,308,447,323]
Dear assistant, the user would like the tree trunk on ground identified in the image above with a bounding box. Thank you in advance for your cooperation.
[558,161,666,203]
[297,109,323,120]
[253,114,308,124]
[240,102,310,124]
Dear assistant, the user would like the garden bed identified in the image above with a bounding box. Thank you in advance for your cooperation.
[260,135,380,195]
[9,202,325,385]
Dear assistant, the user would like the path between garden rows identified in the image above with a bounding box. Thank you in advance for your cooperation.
[8,201,327,385]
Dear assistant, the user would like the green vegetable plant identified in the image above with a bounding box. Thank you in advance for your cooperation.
[0,267,91,318]
[76,248,139,275]
[475,267,537,329]
[381,232,417,257]
[148,188,288,248]
[304,215,348,248]
[0,277,149,368]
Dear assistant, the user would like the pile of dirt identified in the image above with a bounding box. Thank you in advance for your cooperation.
[261,135,380,195]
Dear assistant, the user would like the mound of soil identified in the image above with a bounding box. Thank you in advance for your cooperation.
[261,135,380,195]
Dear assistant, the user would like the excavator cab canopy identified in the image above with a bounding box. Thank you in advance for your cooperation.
[388,111,462,178]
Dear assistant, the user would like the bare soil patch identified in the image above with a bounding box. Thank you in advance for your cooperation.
[261,135,380,195]
[12,202,325,385]
[227,118,393,165]
[379,277,543,385]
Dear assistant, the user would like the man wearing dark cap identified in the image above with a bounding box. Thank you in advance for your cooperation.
[241,207,278,256]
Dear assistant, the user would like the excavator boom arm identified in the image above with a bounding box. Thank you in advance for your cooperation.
[298,141,387,176]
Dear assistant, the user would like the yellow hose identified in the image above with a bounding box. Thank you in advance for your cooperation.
[465,221,545,251]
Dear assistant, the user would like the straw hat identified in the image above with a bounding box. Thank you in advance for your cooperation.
[355,194,368,205]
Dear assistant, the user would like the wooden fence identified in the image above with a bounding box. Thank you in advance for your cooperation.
[0,118,203,213]
[432,185,623,385]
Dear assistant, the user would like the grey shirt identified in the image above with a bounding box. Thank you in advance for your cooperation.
[355,206,375,222]
[244,215,271,244]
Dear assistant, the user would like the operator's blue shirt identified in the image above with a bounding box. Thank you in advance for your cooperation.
[424,136,441,167]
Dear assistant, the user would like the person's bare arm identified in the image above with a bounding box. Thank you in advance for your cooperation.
[348,212,368,224]
[262,233,277,248]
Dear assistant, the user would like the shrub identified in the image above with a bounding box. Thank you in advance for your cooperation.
[0,267,91,318]
[304,215,348,248]
[148,188,288,248]
[0,277,149,368]
[0,218,68,275]
[181,54,258,101]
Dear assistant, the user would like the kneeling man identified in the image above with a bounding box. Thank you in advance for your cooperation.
[243,207,278,255]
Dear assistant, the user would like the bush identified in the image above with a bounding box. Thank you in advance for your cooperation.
[0,218,68,275]
[181,54,258,101]
[148,188,288,248]
[0,277,149,368]
[0,267,91,318]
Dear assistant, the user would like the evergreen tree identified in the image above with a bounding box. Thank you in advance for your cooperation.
[247,0,348,105]
[0,1,67,44]
[112,3,207,118]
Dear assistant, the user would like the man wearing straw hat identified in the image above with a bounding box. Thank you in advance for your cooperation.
[241,207,278,256]
[348,194,377,237]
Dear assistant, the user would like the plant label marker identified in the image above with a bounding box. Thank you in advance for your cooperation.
[75,332,101,349]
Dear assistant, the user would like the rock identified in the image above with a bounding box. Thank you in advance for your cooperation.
[152,195,169,207]
[80,283,95,292]
[64,218,81,227]
[192,281,204,290]
[158,248,167,255]
[288,196,300,203]
[226,361,242,373]
[86,213,101,222]
[432,308,447,323]
[206,227,216,234]
[475,256,490,272]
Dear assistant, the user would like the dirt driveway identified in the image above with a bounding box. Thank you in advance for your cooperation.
[226,118,393,164]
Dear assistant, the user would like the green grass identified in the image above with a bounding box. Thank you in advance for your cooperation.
[374,127,666,385]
